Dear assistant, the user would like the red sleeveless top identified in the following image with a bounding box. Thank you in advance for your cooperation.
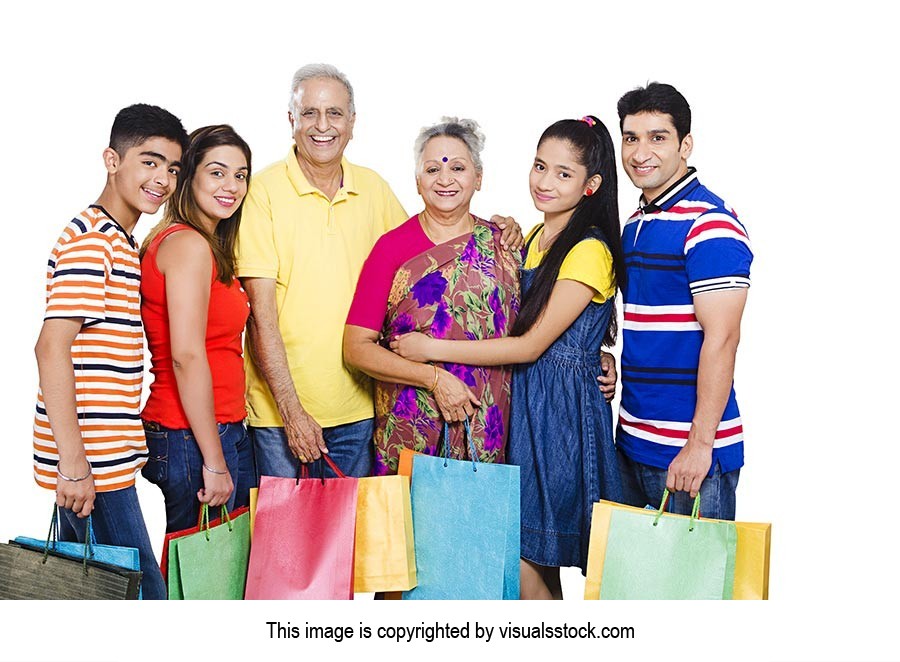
[140,224,250,428]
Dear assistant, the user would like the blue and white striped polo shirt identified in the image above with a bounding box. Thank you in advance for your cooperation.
[616,168,752,473]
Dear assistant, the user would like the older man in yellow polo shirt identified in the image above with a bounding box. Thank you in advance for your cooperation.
[237,63,523,479]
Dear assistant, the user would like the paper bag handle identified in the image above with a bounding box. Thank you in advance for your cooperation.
[440,419,479,472]
[653,489,702,531]
[295,454,347,484]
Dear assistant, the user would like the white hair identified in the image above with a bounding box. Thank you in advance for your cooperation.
[288,63,355,115]
[414,117,485,174]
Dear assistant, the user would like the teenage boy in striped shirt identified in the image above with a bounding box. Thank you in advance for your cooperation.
[33,104,189,598]
[611,83,752,520]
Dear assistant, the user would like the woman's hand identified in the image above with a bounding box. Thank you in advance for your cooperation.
[390,332,435,362]
[197,466,234,507]
[490,214,525,251]
[433,368,481,422]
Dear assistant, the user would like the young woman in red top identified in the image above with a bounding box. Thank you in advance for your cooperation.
[140,125,254,532]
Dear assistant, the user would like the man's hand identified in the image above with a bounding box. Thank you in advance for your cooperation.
[490,214,525,251]
[56,458,95,518]
[284,408,328,463]
[597,351,618,402]
[666,440,713,498]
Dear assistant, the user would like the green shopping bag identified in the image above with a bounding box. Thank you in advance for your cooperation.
[598,490,737,600]
[168,505,251,600]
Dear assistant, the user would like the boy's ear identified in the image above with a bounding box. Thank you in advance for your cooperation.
[102,147,119,174]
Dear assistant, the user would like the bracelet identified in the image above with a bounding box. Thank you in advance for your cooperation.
[57,464,92,482]
[203,463,228,475]
[430,364,440,392]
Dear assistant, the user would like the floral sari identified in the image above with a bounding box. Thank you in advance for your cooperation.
[373,216,521,475]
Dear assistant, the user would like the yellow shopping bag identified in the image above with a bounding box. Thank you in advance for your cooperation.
[353,475,417,593]
[249,487,258,539]
[585,500,770,600]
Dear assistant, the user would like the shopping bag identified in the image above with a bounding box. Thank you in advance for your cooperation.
[245,455,358,599]
[160,505,249,583]
[584,492,737,600]
[353,475,416,593]
[14,505,142,598]
[167,505,251,600]
[402,421,519,600]
[0,507,141,600]
[249,487,258,538]
[584,498,770,600]
[397,447,421,481]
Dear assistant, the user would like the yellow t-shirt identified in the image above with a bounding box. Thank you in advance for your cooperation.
[524,225,616,303]
[236,148,408,428]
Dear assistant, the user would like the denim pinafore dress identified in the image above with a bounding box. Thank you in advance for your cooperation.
[508,227,623,572]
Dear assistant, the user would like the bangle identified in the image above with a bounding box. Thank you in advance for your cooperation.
[57,464,92,482]
[203,463,228,475]
[430,364,440,392]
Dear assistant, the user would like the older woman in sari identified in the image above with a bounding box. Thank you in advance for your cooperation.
[343,118,520,475]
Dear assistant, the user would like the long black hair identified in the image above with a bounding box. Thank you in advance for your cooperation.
[509,116,625,347]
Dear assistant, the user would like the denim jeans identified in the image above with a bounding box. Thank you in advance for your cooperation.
[141,421,256,533]
[251,417,375,479]
[57,486,167,600]
[617,447,740,520]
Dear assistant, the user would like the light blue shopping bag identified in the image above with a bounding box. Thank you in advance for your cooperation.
[403,421,519,600]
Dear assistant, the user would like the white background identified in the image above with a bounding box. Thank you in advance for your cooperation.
[1,1,896,660]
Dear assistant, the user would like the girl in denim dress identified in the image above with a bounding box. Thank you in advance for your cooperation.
[391,116,625,599]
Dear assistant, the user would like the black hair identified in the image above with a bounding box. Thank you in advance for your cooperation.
[510,116,624,347]
[109,103,189,155]
[141,125,252,284]
[617,82,691,143]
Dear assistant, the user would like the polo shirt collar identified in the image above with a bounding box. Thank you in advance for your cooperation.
[638,166,699,214]
[284,146,359,199]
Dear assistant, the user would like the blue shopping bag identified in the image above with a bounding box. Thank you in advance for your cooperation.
[14,505,142,598]
[403,421,519,600]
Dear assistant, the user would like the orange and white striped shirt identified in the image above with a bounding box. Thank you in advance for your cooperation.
[33,205,147,492]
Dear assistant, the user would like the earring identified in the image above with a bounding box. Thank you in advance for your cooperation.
[585,188,594,196]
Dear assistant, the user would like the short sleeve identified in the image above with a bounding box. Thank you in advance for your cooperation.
[558,238,616,302]
[683,210,753,296]
[346,234,398,331]
[382,181,408,233]
[44,229,113,322]
[235,181,278,279]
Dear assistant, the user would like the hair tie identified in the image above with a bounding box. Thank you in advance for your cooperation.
[580,116,597,127]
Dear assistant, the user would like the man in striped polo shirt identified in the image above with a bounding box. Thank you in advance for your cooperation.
[33,104,188,598]
[614,83,752,520]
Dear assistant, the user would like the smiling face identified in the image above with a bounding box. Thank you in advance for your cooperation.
[416,135,482,217]
[106,136,182,219]
[529,137,599,218]
[190,145,249,230]
[620,111,692,202]
[289,77,355,169]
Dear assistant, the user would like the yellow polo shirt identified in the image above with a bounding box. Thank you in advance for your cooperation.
[236,148,408,428]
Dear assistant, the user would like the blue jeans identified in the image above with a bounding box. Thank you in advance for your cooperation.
[617,447,740,520]
[251,417,374,479]
[57,486,166,600]
[141,421,256,533]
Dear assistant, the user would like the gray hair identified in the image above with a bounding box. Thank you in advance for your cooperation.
[289,63,355,115]
[414,117,485,174]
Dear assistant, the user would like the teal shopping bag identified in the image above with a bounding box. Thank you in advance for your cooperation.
[14,505,142,598]
[599,490,737,600]
[168,505,251,600]
[403,421,520,600]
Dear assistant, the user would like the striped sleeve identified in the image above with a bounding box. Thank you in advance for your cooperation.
[45,225,113,322]
[683,210,753,296]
